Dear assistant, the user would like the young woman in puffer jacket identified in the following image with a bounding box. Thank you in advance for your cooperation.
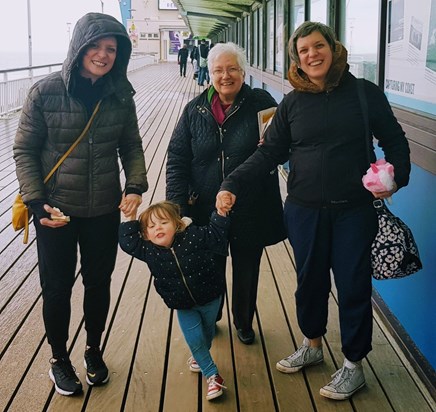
[13,13,148,396]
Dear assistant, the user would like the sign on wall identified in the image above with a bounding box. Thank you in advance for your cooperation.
[385,0,436,116]
[158,0,177,10]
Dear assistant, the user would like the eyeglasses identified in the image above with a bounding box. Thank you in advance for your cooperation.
[212,67,243,76]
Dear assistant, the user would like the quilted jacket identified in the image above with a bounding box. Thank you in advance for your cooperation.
[13,13,148,217]
[166,84,286,248]
[119,212,229,309]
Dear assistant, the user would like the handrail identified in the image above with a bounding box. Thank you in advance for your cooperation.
[0,54,157,118]
[0,63,63,74]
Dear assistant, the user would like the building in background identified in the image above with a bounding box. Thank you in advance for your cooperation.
[120,0,189,61]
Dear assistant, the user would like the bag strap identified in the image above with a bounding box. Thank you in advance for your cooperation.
[356,79,373,166]
[357,79,387,209]
[43,100,102,184]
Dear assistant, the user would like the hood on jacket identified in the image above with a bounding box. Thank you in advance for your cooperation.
[288,41,349,93]
[62,12,132,93]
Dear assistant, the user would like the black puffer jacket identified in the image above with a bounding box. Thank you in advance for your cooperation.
[119,212,229,309]
[221,72,411,209]
[13,13,148,217]
[166,84,286,247]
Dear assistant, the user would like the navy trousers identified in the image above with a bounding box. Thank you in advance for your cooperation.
[284,200,378,361]
[34,210,120,359]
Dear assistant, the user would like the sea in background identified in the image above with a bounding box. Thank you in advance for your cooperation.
[0,50,67,81]
[0,50,66,70]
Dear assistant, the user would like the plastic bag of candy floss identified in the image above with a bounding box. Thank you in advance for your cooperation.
[362,159,395,204]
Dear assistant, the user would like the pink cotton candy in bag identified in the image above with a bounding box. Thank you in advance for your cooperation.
[362,159,395,193]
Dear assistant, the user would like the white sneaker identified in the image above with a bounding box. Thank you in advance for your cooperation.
[320,360,365,400]
[276,337,323,373]
[187,356,201,373]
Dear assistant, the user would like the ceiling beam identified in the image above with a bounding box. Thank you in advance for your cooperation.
[186,11,242,22]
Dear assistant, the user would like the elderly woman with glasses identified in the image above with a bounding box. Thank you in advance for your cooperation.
[166,42,286,345]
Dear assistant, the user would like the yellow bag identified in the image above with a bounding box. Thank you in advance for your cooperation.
[11,100,102,245]
[12,193,30,244]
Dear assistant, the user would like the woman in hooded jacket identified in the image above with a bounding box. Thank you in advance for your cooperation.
[216,22,411,401]
[13,13,148,396]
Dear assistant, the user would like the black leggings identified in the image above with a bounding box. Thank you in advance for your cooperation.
[35,210,120,359]
[215,243,263,331]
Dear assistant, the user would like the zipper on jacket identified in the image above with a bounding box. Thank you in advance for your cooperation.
[218,126,225,180]
[203,104,242,182]
[170,248,198,305]
[321,92,329,205]
[88,122,94,215]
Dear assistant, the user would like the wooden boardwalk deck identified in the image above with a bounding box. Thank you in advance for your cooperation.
[0,63,435,412]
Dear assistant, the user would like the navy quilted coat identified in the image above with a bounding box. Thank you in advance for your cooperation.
[166,84,286,248]
[119,212,230,309]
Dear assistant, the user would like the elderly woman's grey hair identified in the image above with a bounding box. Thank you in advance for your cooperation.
[288,21,337,64]
[208,42,247,74]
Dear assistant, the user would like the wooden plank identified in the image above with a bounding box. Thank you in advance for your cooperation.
[5,271,85,411]
[225,257,277,411]
[122,264,171,412]
[267,242,352,412]
[258,246,314,411]
[204,294,237,411]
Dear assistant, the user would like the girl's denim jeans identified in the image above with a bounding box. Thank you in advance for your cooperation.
[177,295,222,378]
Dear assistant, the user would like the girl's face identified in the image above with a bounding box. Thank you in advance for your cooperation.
[296,31,333,89]
[145,211,177,248]
[80,36,117,83]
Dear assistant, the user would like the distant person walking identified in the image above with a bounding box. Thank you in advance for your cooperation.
[178,44,189,77]
[197,39,210,86]
[13,12,148,396]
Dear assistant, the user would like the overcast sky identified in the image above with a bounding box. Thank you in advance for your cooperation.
[0,0,122,54]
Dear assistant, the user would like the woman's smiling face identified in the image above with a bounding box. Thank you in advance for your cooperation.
[211,53,245,104]
[296,31,333,89]
[80,36,117,83]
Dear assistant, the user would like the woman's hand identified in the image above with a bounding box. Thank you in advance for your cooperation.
[119,193,142,219]
[216,191,236,215]
[371,181,397,200]
[39,204,70,228]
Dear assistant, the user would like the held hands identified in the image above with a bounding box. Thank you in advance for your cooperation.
[119,193,142,219]
[216,191,236,216]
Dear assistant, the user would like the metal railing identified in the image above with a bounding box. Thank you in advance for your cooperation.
[0,54,157,117]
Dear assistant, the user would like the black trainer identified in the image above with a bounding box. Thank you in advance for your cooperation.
[84,347,109,386]
[237,328,255,345]
[49,358,83,396]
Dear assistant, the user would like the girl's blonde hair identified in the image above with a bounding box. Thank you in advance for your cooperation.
[138,201,187,239]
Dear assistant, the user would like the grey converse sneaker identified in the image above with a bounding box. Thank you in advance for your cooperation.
[276,337,323,373]
[320,361,365,400]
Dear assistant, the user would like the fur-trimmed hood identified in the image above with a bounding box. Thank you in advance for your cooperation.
[288,41,349,93]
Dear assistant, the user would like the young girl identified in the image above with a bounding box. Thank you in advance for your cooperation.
[119,200,229,401]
